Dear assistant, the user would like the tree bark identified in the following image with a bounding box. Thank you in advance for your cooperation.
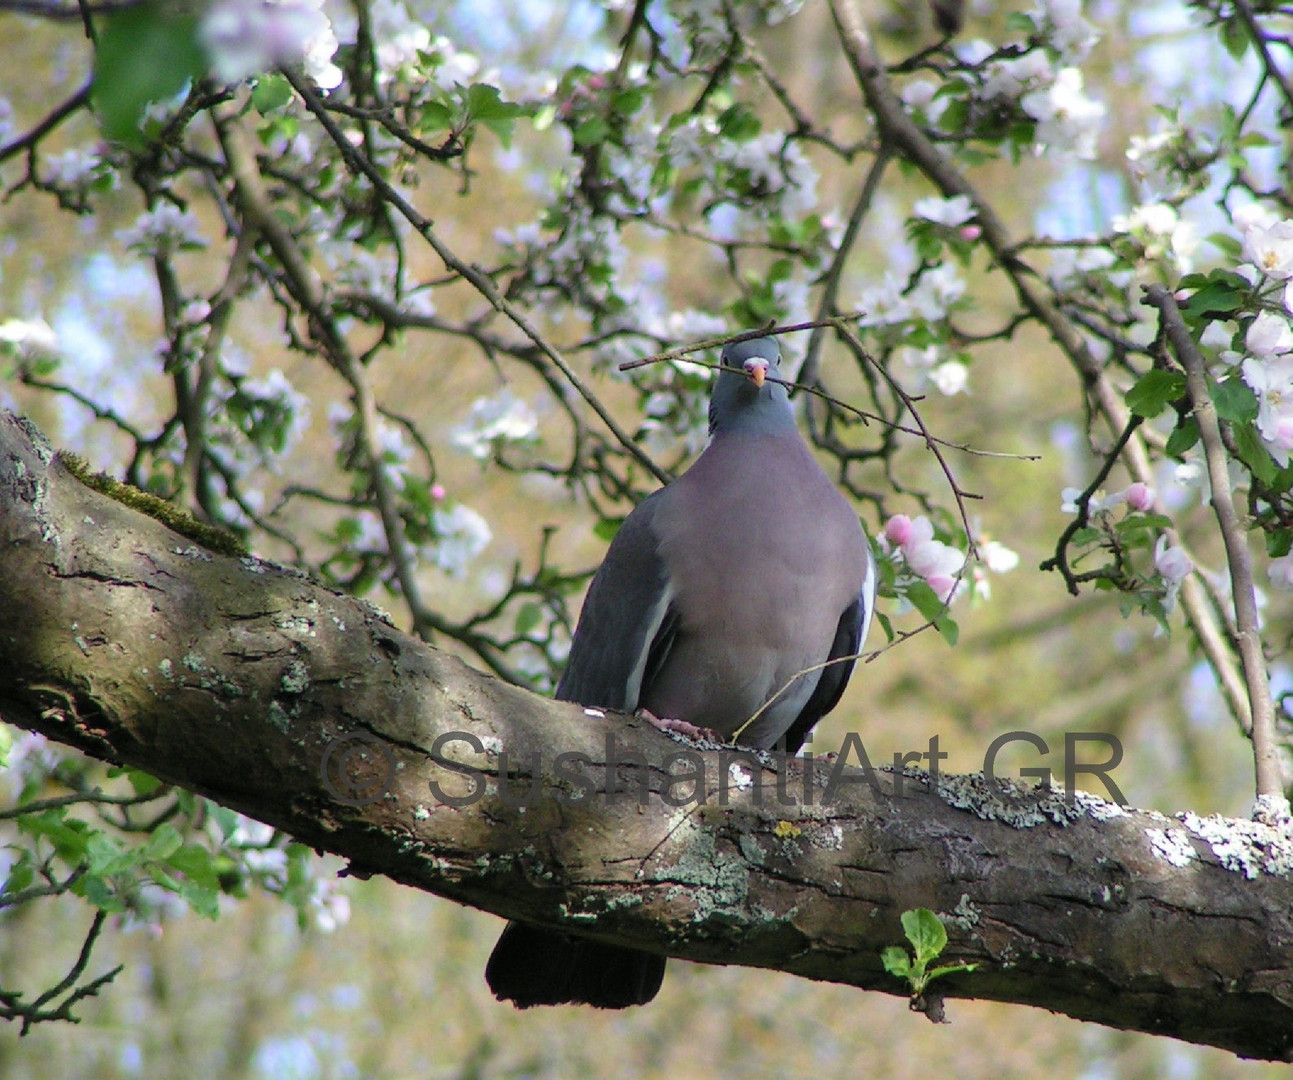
[1,409,1291,1061]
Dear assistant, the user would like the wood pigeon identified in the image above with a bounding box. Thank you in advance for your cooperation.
[485,336,877,1008]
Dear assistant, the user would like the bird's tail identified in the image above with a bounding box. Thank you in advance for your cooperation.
[485,921,666,1008]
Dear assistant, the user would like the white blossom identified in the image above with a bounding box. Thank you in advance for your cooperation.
[1033,0,1098,63]
[423,34,480,91]
[1020,67,1104,160]
[451,390,541,460]
[982,50,1053,101]
[0,317,58,356]
[900,78,948,123]
[43,147,106,189]
[201,0,341,89]
[1242,219,1293,281]
[1245,311,1293,360]
[908,263,966,320]
[1269,554,1293,591]
[117,204,208,256]
[913,194,975,227]
[1242,356,1293,466]
[369,0,430,84]
[981,539,1020,573]
[1154,536,1193,583]
[430,503,492,576]
[857,272,913,327]
[1113,202,1198,269]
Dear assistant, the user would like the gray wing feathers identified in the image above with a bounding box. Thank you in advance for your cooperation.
[555,493,675,711]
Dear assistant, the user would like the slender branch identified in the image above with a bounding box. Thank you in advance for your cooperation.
[211,104,435,635]
[0,81,90,164]
[0,909,123,1036]
[800,148,891,388]
[1041,414,1144,593]
[1144,284,1287,812]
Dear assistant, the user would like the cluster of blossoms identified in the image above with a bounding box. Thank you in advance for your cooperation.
[857,263,966,328]
[201,0,341,89]
[880,514,1018,604]
[450,390,541,462]
[117,204,208,258]
[1060,483,1193,608]
[1213,211,1293,467]
[200,0,455,93]
[1111,202,1200,272]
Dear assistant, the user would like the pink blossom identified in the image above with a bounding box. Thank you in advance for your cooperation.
[926,575,959,602]
[905,535,964,581]
[883,514,913,546]
[1123,482,1154,512]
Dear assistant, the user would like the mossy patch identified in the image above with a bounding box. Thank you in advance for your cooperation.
[58,451,247,557]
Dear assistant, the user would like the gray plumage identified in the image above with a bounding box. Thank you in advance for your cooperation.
[486,335,876,1008]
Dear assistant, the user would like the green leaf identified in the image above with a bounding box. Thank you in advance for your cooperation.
[20,810,91,864]
[1233,422,1279,485]
[86,833,139,876]
[1125,370,1186,418]
[593,517,623,542]
[1180,270,1251,323]
[165,843,220,892]
[901,908,948,964]
[880,945,912,977]
[252,74,294,114]
[464,83,527,146]
[91,2,206,149]
[5,857,34,895]
[907,582,959,644]
[1116,513,1173,534]
[79,874,126,913]
[1165,416,1200,457]
[208,802,241,840]
[717,102,761,142]
[928,961,979,980]
[1221,16,1249,60]
[126,768,163,796]
[514,602,542,636]
[180,878,220,920]
[143,823,183,860]
[1211,377,1258,423]
[573,117,610,147]
[419,100,456,133]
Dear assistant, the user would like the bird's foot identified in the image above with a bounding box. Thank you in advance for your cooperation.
[637,709,724,744]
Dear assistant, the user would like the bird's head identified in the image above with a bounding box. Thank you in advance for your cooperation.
[709,336,793,434]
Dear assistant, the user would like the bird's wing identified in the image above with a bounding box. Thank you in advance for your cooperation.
[778,543,877,754]
[555,491,678,711]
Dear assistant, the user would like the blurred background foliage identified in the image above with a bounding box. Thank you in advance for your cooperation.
[0,0,1289,1076]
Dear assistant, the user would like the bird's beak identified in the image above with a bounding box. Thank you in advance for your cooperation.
[743,359,768,388]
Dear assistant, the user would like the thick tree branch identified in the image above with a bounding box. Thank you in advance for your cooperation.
[0,410,1291,1060]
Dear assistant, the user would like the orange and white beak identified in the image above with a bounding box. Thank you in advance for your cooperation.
[743,358,768,388]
